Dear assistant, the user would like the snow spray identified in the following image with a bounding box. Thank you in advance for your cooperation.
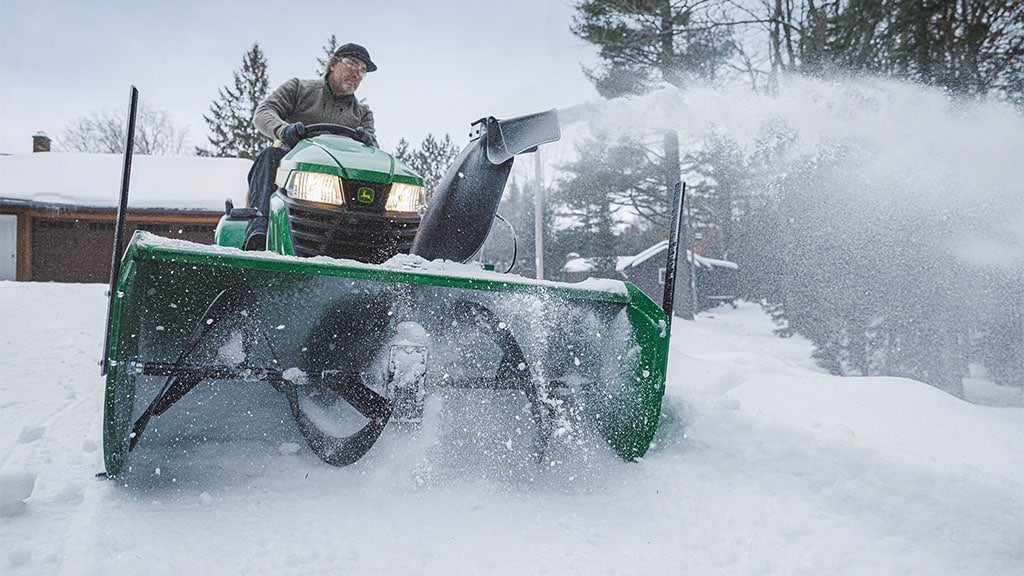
[555,76,1024,270]
[544,76,1024,391]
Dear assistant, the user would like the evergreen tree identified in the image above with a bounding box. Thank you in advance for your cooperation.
[203,43,272,158]
[548,134,667,272]
[735,134,980,397]
[802,0,1024,101]
[571,0,736,97]
[568,0,1022,393]
[479,179,551,277]
[393,133,461,200]
[568,1,736,275]
[317,34,339,77]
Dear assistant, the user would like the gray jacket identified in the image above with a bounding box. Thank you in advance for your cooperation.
[252,78,377,148]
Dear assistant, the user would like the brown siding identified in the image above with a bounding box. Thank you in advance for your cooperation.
[1,203,221,282]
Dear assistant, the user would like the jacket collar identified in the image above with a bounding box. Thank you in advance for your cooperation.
[323,79,356,104]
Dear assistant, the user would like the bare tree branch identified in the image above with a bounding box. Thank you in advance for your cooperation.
[58,100,190,155]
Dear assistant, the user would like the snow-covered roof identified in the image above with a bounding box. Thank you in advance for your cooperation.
[615,255,639,271]
[562,255,634,274]
[563,258,594,273]
[0,152,253,211]
[698,255,739,269]
[626,241,672,269]
[625,240,739,270]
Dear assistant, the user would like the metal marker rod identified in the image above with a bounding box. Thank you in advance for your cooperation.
[661,181,686,325]
[101,86,138,376]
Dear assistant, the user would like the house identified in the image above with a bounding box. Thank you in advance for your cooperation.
[561,241,739,314]
[620,241,738,313]
[0,152,252,282]
[560,252,635,283]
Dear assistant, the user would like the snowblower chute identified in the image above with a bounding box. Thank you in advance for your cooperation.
[102,109,673,477]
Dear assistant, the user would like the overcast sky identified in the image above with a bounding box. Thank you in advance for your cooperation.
[0,0,601,155]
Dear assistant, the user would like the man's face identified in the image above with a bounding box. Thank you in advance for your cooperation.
[328,57,367,96]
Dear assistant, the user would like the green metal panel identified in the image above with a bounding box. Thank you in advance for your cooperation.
[267,194,295,256]
[214,217,247,249]
[117,232,638,301]
[102,232,668,475]
[283,136,423,186]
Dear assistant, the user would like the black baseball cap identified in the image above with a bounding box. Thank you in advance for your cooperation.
[333,43,377,72]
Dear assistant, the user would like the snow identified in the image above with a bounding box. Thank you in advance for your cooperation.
[1,281,1021,575]
[561,255,634,274]
[626,241,739,270]
[563,258,597,273]
[0,153,252,211]
[0,472,37,517]
[562,243,739,278]
[132,230,632,297]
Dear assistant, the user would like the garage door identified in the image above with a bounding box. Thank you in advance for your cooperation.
[0,214,16,280]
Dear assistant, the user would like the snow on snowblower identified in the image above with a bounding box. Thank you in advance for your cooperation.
[101,88,682,477]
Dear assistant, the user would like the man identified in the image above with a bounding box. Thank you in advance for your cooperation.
[243,43,379,250]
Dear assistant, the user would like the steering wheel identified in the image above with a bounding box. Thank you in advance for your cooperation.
[303,123,373,146]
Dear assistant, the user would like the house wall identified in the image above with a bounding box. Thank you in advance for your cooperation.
[0,204,221,282]
[621,247,737,315]
[621,251,697,314]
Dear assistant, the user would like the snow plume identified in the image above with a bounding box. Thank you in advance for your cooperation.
[571,75,1024,269]
[560,75,1024,394]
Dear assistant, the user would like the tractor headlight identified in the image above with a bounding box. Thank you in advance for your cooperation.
[386,182,426,213]
[286,171,344,206]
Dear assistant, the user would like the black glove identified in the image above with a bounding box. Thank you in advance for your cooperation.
[279,122,306,147]
[355,126,375,147]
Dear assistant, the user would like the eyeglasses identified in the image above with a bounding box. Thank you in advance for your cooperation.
[340,57,368,77]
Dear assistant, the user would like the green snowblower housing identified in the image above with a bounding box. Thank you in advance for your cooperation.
[101,111,677,477]
[214,123,427,262]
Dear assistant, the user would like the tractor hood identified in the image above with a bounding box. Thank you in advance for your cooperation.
[278,135,423,186]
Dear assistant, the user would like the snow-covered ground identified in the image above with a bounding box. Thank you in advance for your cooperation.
[1,281,1021,575]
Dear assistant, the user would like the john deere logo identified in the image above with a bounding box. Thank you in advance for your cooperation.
[357,187,375,204]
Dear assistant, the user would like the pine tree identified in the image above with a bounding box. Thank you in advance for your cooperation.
[548,134,665,267]
[203,43,272,158]
[393,133,461,200]
[803,0,1023,101]
[570,0,735,97]
[317,34,339,77]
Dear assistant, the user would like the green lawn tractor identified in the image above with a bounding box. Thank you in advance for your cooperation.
[101,104,682,477]
[214,123,426,262]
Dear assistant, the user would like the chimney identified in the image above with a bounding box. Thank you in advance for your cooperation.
[32,132,51,152]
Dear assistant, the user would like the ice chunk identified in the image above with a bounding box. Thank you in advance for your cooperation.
[282,368,308,386]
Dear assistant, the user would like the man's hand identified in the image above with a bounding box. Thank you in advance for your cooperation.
[280,122,307,147]
[355,126,375,147]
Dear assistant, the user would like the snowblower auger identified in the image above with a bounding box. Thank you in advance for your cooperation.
[102,106,676,477]
[127,282,262,452]
[102,240,669,475]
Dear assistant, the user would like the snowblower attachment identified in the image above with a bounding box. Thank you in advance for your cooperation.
[412,110,561,262]
[102,109,672,477]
